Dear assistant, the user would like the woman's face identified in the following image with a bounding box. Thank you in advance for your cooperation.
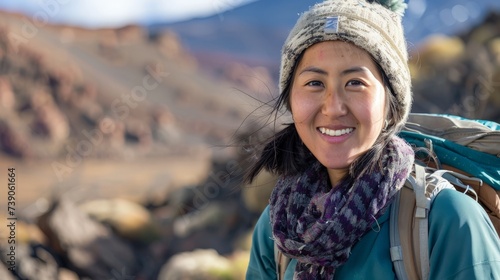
[290,41,387,185]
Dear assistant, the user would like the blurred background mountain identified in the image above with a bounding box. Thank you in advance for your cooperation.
[0,1,499,279]
[159,0,500,121]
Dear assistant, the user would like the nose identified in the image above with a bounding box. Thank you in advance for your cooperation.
[321,89,347,117]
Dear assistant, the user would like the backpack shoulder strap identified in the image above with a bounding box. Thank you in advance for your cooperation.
[413,164,431,280]
[390,179,421,280]
[389,186,406,279]
[390,164,430,280]
[274,243,291,280]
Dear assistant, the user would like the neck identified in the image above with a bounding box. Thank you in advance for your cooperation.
[327,167,348,187]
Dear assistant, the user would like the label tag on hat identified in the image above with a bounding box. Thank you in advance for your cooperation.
[324,16,339,34]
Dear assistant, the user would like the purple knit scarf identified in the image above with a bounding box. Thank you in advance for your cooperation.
[269,136,414,279]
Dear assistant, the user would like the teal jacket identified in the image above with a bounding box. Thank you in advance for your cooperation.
[246,189,500,279]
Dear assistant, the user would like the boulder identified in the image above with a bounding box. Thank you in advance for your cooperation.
[0,77,15,110]
[0,243,58,280]
[79,198,161,243]
[0,118,34,158]
[157,249,233,280]
[37,197,138,279]
[0,260,15,280]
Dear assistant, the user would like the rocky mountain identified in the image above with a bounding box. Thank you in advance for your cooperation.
[0,11,273,280]
[153,0,500,65]
[0,11,261,161]
[152,0,500,122]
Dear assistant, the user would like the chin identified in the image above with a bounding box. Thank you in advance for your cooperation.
[318,158,352,170]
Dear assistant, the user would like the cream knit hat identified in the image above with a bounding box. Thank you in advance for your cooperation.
[280,0,412,127]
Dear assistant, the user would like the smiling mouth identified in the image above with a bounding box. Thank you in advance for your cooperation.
[319,127,354,137]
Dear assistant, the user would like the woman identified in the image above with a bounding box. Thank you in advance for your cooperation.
[245,0,500,279]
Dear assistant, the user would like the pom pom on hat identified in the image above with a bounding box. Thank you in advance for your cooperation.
[369,0,408,16]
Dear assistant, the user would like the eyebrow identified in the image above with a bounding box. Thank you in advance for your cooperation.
[298,66,369,76]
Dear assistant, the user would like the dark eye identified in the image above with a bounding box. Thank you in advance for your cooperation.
[306,80,324,87]
[346,80,365,87]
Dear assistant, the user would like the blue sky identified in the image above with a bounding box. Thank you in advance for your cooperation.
[0,0,497,41]
[0,0,255,27]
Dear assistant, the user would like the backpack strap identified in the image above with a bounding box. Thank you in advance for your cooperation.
[389,188,407,279]
[390,164,430,280]
[391,164,468,279]
[389,184,420,280]
[413,164,431,280]
[274,243,291,280]
[390,180,422,280]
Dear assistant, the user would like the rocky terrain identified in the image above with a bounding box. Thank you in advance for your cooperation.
[0,10,273,280]
[409,11,500,121]
[0,5,499,280]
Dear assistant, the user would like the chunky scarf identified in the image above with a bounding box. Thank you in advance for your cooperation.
[269,136,414,279]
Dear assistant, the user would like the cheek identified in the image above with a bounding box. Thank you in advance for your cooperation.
[291,101,309,124]
[375,89,388,120]
[362,90,387,129]
[364,98,385,118]
[290,91,317,123]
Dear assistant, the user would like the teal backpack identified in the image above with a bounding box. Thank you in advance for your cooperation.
[390,113,500,280]
[274,113,500,280]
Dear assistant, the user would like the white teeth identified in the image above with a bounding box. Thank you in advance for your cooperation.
[319,127,353,136]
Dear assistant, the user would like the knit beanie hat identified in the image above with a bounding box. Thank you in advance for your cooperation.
[280,0,412,127]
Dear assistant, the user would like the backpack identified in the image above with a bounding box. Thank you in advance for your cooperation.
[274,113,500,280]
[390,113,500,280]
